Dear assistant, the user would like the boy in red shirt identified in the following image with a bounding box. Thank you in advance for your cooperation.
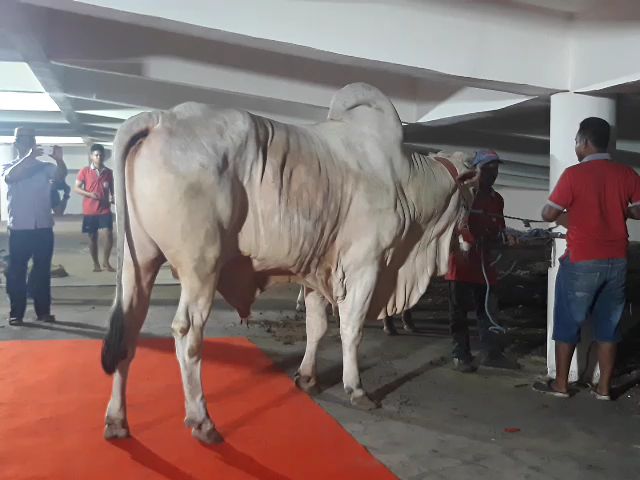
[535,117,640,400]
[74,144,115,272]
[446,150,519,372]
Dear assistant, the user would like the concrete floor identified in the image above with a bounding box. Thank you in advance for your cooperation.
[1,219,640,479]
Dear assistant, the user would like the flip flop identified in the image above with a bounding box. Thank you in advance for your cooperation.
[590,388,611,401]
[532,379,570,398]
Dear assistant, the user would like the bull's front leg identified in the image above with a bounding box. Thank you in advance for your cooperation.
[337,267,379,410]
[295,289,329,393]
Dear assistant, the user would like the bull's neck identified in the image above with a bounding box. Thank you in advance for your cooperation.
[405,151,462,223]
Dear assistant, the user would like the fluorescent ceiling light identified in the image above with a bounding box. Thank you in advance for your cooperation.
[0,92,60,111]
[77,109,144,119]
[0,136,84,145]
[0,62,46,92]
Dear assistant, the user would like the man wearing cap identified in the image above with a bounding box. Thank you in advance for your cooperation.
[445,150,519,372]
[534,117,640,400]
[2,127,68,325]
[74,144,115,272]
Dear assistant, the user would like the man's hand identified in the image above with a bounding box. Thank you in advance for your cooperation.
[555,212,569,228]
[89,192,100,200]
[30,146,44,159]
[49,145,63,162]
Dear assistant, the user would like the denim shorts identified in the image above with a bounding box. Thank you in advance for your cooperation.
[553,257,627,344]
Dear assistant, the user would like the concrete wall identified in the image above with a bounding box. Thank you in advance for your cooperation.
[495,187,548,230]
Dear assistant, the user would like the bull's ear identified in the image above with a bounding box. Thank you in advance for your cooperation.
[457,169,477,184]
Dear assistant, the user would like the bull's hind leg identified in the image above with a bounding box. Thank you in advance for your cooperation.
[295,285,306,312]
[338,267,379,410]
[172,266,220,444]
[104,242,163,439]
[295,289,329,393]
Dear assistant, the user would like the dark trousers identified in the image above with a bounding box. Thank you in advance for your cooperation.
[6,228,54,319]
[448,281,500,360]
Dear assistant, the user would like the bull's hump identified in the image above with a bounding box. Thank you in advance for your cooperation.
[327,83,403,146]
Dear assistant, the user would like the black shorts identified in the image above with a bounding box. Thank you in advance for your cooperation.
[82,214,113,234]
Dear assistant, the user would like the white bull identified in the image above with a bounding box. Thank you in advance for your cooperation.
[101,83,476,444]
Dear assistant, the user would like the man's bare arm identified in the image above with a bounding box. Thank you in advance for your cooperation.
[50,146,67,183]
[4,148,44,184]
[627,205,640,220]
[542,204,564,223]
[74,180,98,199]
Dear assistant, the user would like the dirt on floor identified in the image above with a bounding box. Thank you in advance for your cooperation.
[270,239,640,383]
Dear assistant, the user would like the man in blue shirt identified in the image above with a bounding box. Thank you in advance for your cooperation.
[3,127,67,325]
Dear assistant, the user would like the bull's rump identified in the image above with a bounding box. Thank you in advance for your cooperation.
[132,103,401,273]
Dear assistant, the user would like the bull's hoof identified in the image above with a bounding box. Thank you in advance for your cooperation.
[186,417,223,444]
[192,425,223,444]
[350,392,379,411]
[104,419,130,440]
[295,302,305,313]
[294,372,319,394]
[382,318,398,336]
[402,322,416,333]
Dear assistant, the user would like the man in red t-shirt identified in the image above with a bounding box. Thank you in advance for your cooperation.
[445,150,519,373]
[74,144,115,272]
[535,117,640,400]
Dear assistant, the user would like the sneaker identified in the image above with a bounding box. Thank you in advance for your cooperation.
[480,352,521,370]
[452,357,478,373]
[36,314,56,323]
[8,317,23,326]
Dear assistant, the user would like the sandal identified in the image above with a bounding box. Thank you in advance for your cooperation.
[532,379,570,398]
[8,317,23,326]
[590,387,611,401]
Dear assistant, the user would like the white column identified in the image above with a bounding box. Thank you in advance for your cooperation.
[0,145,15,223]
[547,93,616,382]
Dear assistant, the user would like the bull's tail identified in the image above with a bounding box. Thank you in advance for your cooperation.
[101,111,160,375]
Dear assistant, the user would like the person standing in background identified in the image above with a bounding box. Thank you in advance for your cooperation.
[74,143,115,272]
[3,127,67,325]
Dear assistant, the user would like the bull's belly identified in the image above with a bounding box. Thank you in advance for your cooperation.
[216,252,335,319]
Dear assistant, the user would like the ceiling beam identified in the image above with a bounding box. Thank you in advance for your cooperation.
[0,2,89,143]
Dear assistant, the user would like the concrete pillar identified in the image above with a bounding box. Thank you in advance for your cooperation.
[0,145,15,222]
[547,93,616,382]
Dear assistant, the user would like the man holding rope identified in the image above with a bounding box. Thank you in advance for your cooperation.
[446,150,520,373]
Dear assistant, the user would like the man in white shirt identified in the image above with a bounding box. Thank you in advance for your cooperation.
[3,127,67,325]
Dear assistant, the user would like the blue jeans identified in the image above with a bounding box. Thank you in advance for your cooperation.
[553,257,626,344]
[6,228,54,319]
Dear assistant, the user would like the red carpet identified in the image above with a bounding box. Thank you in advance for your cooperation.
[0,338,396,480]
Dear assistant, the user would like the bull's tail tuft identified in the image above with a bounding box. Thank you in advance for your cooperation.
[101,302,127,374]
[100,110,159,375]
